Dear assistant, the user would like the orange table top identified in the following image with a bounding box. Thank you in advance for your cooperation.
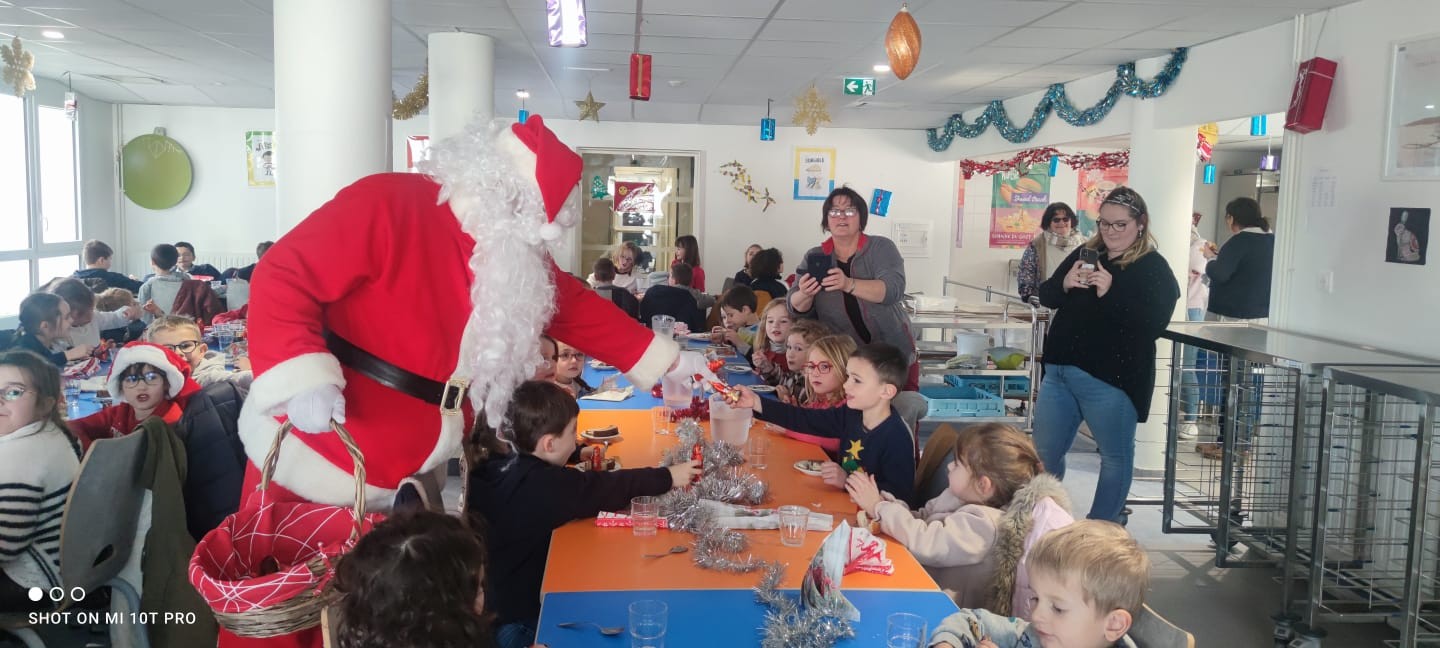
[541,410,942,594]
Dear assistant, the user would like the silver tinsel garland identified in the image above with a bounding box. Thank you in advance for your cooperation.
[753,563,856,648]
[661,418,769,505]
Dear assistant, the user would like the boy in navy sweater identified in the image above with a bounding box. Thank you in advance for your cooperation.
[735,342,916,505]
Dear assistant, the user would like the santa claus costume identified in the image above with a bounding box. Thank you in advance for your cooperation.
[229,116,707,648]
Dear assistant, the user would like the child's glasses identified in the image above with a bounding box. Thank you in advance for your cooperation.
[0,386,30,402]
[121,371,165,387]
[161,340,203,354]
[802,361,834,375]
[557,352,584,361]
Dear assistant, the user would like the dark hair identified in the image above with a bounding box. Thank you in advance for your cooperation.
[174,241,195,254]
[748,248,783,280]
[18,292,64,338]
[256,241,275,258]
[469,380,578,462]
[1225,197,1269,232]
[592,257,617,282]
[120,362,170,395]
[151,244,179,270]
[333,511,494,648]
[83,239,113,265]
[719,285,758,312]
[0,350,79,454]
[675,235,701,268]
[1040,202,1076,231]
[46,278,95,320]
[670,262,694,287]
[849,343,907,390]
[821,187,869,233]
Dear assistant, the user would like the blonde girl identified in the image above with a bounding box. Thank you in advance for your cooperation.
[780,334,857,454]
[750,299,793,384]
[778,319,830,404]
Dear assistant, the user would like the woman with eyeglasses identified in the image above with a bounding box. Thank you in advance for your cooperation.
[1031,186,1180,525]
[788,187,919,389]
[68,342,202,450]
[1016,202,1086,303]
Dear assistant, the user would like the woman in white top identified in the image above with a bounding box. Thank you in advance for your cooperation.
[586,241,642,293]
[1017,203,1086,303]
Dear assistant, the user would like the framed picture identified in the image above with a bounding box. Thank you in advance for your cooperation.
[612,180,660,231]
[1385,207,1430,265]
[1383,34,1440,180]
[793,147,836,200]
[245,131,274,186]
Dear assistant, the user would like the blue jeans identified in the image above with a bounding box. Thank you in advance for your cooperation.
[1033,364,1138,523]
[496,622,536,648]
[1180,307,1205,421]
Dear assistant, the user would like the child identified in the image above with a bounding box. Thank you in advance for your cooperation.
[47,277,140,349]
[11,292,90,367]
[73,239,142,293]
[777,320,831,405]
[732,243,763,287]
[711,285,760,356]
[0,350,81,613]
[146,315,253,388]
[533,335,558,381]
[927,520,1150,648]
[749,299,793,384]
[551,341,593,397]
[735,343,915,504]
[332,511,498,648]
[465,381,700,648]
[747,247,788,298]
[137,243,190,323]
[845,423,1073,614]
[69,342,200,450]
[775,333,855,455]
[96,287,145,345]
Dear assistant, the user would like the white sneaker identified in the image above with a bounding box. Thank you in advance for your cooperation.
[1177,422,1199,441]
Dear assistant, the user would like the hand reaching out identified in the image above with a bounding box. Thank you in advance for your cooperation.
[819,461,846,489]
[667,460,701,488]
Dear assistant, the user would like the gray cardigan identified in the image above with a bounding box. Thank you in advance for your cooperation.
[789,234,916,364]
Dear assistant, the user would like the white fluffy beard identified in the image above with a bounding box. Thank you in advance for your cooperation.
[422,120,569,427]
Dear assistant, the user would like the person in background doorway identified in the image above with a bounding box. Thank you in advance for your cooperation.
[1177,213,1219,443]
[73,239,142,293]
[175,242,224,280]
[585,242,641,293]
[672,234,706,292]
[1017,202,1086,304]
[1205,197,1273,323]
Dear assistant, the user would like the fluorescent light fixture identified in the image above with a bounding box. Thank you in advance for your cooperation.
[1259,154,1279,171]
[547,0,587,48]
[565,66,610,72]
[516,90,530,99]
[41,30,64,39]
[1428,104,1437,110]
[873,64,891,73]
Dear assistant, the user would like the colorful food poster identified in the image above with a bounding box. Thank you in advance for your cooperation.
[989,170,1051,249]
[1075,166,1129,237]
[245,131,274,186]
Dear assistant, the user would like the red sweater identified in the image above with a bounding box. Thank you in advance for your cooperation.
[70,399,184,450]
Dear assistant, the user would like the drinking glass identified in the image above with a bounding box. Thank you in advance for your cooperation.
[651,406,674,436]
[886,613,927,648]
[778,505,809,547]
[650,314,676,340]
[631,495,659,537]
[629,600,667,648]
[747,434,769,469]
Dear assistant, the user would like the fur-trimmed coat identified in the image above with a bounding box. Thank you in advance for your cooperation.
[873,473,1073,615]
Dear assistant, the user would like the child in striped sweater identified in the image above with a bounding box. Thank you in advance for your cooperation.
[0,349,81,612]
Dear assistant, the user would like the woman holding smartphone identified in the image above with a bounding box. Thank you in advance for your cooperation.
[1032,186,1180,525]
[787,187,919,389]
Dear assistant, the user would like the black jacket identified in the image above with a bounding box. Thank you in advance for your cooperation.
[184,263,224,280]
[639,284,705,331]
[1206,231,1274,320]
[750,276,789,299]
[9,332,67,367]
[466,453,672,627]
[595,285,641,321]
[175,381,248,541]
[73,268,142,293]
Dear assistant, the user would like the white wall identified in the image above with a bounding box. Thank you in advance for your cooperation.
[117,104,277,273]
[1277,0,1440,359]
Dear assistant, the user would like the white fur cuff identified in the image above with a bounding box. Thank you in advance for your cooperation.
[624,332,681,389]
[249,352,346,417]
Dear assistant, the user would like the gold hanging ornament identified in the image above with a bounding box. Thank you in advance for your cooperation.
[792,85,831,136]
[391,72,428,120]
[2,37,36,98]
[575,91,605,122]
[885,4,922,81]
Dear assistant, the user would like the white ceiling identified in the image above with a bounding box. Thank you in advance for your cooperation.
[0,0,1356,129]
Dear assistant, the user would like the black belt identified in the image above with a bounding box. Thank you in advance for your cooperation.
[324,331,468,413]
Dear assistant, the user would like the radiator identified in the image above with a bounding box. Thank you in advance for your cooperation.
[206,253,256,272]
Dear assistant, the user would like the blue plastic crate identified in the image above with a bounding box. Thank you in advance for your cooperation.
[943,374,1032,399]
[919,384,1005,418]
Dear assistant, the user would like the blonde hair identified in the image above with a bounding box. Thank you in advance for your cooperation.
[145,315,203,341]
[953,423,1042,508]
[95,288,136,311]
[804,334,857,404]
[787,319,831,346]
[610,241,642,269]
[759,299,790,343]
[1085,185,1158,269]
[1027,520,1150,617]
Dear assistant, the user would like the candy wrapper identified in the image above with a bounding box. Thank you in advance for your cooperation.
[595,511,670,529]
[62,356,101,379]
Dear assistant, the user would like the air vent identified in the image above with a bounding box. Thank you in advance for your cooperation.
[90,74,172,85]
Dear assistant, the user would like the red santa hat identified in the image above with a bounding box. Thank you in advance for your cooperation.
[494,115,582,242]
[107,342,202,402]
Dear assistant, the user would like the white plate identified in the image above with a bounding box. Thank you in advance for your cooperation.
[724,364,752,374]
[588,359,616,370]
[684,332,712,341]
[794,460,824,477]
[750,385,776,393]
[580,430,623,443]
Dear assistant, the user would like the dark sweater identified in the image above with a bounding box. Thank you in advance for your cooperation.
[10,333,67,367]
[183,263,223,280]
[1038,248,1179,422]
[72,268,142,293]
[750,276,789,299]
[755,400,915,505]
[595,285,641,321]
[1205,231,1273,320]
[639,284,705,331]
[466,453,673,627]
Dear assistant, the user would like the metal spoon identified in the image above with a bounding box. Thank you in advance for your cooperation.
[643,545,689,559]
[556,621,625,636]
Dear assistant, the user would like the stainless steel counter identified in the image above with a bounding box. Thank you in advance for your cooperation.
[1324,364,1440,405]
[1160,322,1438,373]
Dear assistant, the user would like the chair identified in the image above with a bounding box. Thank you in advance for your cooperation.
[891,391,927,464]
[59,431,151,648]
[0,617,45,648]
[913,423,961,504]
[1130,605,1195,648]
[225,277,251,310]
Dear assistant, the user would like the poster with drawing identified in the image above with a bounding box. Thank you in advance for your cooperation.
[1075,166,1129,236]
[793,147,835,200]
[246,131,274,186]
[1386,208,1429,265]
[989,169,1051,249]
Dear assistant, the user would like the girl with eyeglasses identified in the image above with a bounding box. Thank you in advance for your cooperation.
[550,341,594,398]
[69,342,201,450]
[1031,186,1180,526]
[0,350,81,614]
[1016,202,1086,303]
[777,334,857,457]
[777,319,831,406]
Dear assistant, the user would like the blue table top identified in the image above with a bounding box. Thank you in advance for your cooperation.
[536,588,958,647]
[578,339,763,411]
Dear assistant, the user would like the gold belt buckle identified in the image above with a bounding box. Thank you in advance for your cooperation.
[440,377,470,416]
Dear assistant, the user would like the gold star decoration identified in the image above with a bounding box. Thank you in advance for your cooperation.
[845,439,865,462]
[792,84,831,136]
[1,37,36,98]
[575,91,605,122]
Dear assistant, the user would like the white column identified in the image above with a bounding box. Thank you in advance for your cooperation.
[428,32,495,142]
[274,0,392,233]
[1126,81,1196,473]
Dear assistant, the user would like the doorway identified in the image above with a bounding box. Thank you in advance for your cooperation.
[576,151,697,280]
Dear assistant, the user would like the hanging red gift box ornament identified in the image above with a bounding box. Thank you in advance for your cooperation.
[1285,57,1337,134]
[630,52,652,101]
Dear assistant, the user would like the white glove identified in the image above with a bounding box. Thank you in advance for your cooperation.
[286,384,346,434]
[667,351,720,387]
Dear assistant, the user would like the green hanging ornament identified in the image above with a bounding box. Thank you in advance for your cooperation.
[591,175,608,199]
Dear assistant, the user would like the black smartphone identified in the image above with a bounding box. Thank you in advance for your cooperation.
[1079,247,1099,270]
[804,252,833,282]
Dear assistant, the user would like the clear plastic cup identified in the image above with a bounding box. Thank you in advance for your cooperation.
[650,314,676,339]
[631,495,659,537]
[886,613,927,648]
[747,434,769,469]
[778,505,809,547]
[651,406,674,435]
[629,600,667,648]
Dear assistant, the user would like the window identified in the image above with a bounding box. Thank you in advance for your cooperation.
[0,95,27,252]
[37,255,79,285]
[39,106,77,244]
[0,260,28,319]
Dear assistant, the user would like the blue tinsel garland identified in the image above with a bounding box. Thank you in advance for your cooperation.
[926,47,1189,151]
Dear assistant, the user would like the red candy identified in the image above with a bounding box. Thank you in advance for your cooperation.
[707,359,726,373]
